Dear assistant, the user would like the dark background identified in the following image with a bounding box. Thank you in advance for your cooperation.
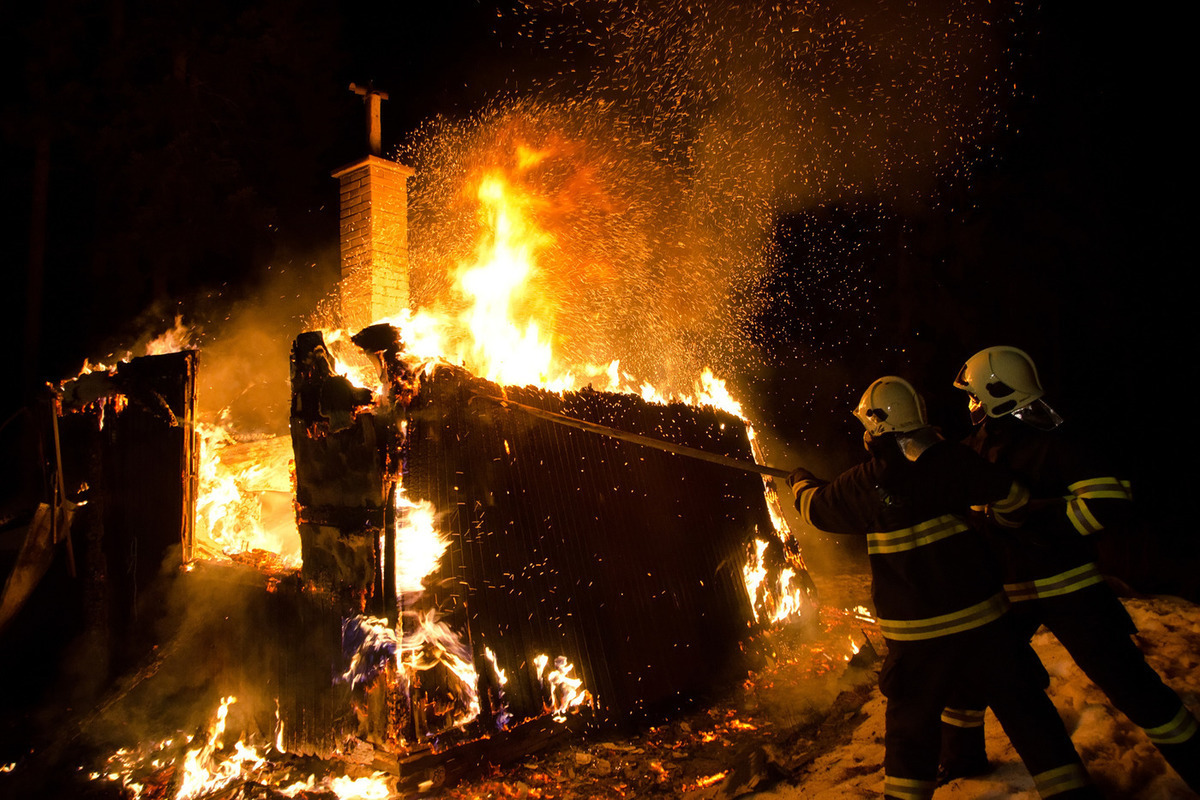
[1,1,1193,591]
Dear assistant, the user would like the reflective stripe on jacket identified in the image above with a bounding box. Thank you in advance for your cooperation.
[1003,562,1105,603]
[1065,477,1133,536]
[793,439,1018,644]
[877,592,1008,641]
[966,418,1134,592]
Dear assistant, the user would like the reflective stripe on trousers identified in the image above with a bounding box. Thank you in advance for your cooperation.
[941,707,985,728]
[1144,705,1200,745]
[884,774,937,800]
[1033,763,1091,797]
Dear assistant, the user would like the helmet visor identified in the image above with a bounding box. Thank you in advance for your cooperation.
[966,392,987,426]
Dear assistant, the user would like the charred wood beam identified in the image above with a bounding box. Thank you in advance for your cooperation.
[387,713,583,792]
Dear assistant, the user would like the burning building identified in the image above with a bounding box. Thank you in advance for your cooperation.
[287,322,805,748]
[0,119,813,798]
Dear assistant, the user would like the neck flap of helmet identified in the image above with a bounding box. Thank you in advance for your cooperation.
[895,426,942,461]
[1011,398,1063,431]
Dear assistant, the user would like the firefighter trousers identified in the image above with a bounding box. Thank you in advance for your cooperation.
[881,617,1097,800]
[941,584,1200,792]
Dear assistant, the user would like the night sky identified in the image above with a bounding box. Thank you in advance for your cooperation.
[2,2,1194,588]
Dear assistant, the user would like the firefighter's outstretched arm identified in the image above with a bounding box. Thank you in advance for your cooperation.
[1062,476,1134,536]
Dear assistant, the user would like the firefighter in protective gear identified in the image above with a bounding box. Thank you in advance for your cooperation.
[941,347,1199,792]
[953,345,1055,426]
[854,373,928,433]
[790,376,1097,800]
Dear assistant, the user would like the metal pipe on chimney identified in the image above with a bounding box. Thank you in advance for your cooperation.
[350,82,389,157]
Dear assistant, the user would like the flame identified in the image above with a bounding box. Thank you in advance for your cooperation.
[321,162,749,740]
[691,369,744,419]
[58,320,309,573]
[743,538,770,622]
[457,173,559,389]
[74,316,195,378]
[144,315,192,356]
[333,469,486,735]
[274,698,285,753]
[322,328,385,392]
[399,609,482,730]
[851,605,876,624]
[483,646,513,730]
[743,536,809,625]
[338,616,398,690]
[276,774,392,799]
[534,653,591,721]
[94,696,395,800]
[692,772,728,789]
[327,775,394,800]
[393,486,482,732]
[174,696,266,800]
[352,165,751,413]
[98,149,798,773]
[394,493,448,594]
[341,496,482,736]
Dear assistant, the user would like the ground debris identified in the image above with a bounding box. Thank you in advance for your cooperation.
[28,574,879,800]
[423,593,880,800]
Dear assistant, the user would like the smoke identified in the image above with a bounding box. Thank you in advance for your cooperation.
[73,548,297,763]
[78,244,339,437]
[193,249,343,436]
[397,0,1024,402]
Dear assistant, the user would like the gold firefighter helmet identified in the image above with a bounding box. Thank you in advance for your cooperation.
[853,376,928,436]
[953,346,1045,424]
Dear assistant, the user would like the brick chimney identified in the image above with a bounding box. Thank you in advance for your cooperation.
[333,83,415,330]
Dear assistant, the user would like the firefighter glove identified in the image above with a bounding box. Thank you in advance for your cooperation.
[786,466,816,489]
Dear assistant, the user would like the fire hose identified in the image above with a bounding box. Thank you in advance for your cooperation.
[470,393,791,480]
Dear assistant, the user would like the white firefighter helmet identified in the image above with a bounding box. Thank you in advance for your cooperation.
[953,346,1045,423]
[853,376,928,436]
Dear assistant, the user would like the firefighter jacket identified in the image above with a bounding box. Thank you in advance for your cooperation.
[792,438,1028,643]
[964,416,1134,603]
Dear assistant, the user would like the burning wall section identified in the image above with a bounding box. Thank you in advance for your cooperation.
[44,352,198,675]
[405,365,768,728]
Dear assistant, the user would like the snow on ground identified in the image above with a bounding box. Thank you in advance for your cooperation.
[749,593,1200,800]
